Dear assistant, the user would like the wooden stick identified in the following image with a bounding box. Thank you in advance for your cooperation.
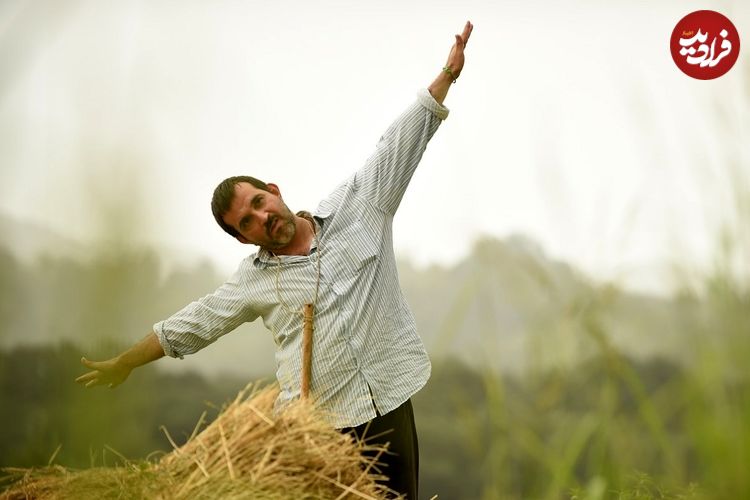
[301,303,314,400]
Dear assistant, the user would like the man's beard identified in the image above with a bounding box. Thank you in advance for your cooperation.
[265,208,296,249]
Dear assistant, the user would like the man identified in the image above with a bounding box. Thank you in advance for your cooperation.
[76,20,473,499]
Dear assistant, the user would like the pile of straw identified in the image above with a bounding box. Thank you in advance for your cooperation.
[2,385,395,499]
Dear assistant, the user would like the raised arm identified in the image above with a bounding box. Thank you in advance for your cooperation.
[428,21,473,105]
[349,21,473,215]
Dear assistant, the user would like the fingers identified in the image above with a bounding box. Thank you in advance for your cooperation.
[76,370,99,385]
[78,375,116,388]
[453,21,473,52]
[461,20,473,46]
[77,357,104,387]
[80,356,101,369]
[78,373,115,388]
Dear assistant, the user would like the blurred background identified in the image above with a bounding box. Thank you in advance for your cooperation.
[1,1,748,498]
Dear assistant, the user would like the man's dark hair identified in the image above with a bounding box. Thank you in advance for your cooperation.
[211,176,271,238]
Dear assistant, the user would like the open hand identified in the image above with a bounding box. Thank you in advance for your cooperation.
[75,356,132,389]
[445,21,473,80]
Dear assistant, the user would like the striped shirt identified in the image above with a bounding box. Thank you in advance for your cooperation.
[154,89,449,428]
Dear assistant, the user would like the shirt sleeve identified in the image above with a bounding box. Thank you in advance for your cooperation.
[352,88,449,215]
[153,264,258,359]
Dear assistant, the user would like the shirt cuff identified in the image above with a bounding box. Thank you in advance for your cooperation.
[417,88,450,120]
[153,321,183,359]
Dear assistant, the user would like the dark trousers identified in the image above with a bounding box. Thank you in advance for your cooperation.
[340,399,419,499]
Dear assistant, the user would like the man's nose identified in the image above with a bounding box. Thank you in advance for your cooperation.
[254,210,269,230]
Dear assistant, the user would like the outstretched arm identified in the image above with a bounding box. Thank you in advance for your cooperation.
[75,331,164,388]
[428,21,473,105]
[76,260,257,390]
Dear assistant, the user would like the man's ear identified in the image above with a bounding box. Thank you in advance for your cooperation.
[266,183,281,197]
[235,234,251,244]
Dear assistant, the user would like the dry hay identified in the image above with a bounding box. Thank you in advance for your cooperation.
[1,385,397,499]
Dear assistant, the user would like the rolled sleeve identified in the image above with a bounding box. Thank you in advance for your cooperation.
[153,321,182,359]
[153,266,258,359]
[417,88,450,120]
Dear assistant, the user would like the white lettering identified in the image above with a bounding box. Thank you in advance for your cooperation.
[679,27,733,67]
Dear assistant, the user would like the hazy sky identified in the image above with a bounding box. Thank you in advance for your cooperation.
[1,0,748,295]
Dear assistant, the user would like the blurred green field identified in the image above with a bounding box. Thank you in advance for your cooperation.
[1,262,747,499]
[413,285,749,499]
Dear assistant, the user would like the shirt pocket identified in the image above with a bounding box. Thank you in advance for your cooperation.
[323,218,381,282]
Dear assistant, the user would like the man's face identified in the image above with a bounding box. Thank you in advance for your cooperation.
[221,182,297,250]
